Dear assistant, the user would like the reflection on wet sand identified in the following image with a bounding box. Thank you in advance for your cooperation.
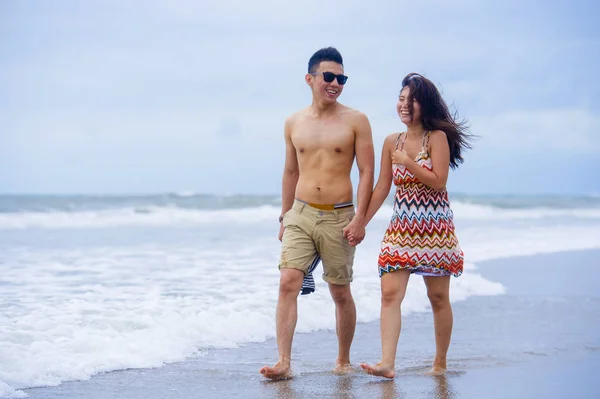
[375,379,399,399]
[262,369,457,399]
[428,374,456,399]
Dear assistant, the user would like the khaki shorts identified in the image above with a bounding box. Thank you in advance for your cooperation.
[279,200,356,285]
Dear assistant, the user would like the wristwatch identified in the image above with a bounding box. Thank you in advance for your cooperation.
[279,215,284,223]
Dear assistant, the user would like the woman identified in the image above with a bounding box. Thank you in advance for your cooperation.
[357,73,471,378]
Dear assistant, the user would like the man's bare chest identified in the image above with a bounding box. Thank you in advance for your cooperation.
[292,124,354,155]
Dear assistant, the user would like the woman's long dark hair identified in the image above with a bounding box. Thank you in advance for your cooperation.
[402,72,473,169]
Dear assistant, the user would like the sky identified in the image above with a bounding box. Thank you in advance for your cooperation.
[1,0,599,196]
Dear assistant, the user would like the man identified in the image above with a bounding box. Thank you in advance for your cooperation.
[260,47,375,380]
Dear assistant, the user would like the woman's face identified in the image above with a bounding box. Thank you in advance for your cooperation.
[397,86,422,126]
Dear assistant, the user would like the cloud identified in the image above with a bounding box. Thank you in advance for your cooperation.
[0,0,598,194]
[471,108,599,153]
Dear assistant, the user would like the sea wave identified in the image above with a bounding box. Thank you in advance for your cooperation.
[1,201,600,230]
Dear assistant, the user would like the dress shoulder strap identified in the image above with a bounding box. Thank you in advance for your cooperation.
[395,132,407,150]
[422,131,431,152]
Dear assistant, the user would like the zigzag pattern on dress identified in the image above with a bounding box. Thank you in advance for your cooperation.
[378,131,464,278]
[379,248,464,268]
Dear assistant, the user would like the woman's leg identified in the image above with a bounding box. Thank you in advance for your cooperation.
[360,269,411,378]
[423,275,452,375]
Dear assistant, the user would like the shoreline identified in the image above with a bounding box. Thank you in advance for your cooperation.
[19,248,600,399]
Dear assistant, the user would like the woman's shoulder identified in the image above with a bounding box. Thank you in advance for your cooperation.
[428,129,447,141]
[386,131,404,142]
[426,130,450,153]
[382,132,403,149]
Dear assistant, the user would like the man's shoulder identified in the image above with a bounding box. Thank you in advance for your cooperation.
[337,104,368,120]
[336,105,370,135]
[285,108,311,126]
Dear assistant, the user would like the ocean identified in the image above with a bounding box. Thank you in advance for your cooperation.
[1,193,600,398]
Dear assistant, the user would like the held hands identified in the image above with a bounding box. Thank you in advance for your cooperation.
[391,149,410,165]
[281,219,365,246]
[342,219,366,247]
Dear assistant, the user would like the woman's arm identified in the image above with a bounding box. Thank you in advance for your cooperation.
[364,134,396,225]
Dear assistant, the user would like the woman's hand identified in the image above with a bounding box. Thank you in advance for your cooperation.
[392,149,410,165]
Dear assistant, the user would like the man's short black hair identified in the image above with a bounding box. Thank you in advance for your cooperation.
[308,47,343,74]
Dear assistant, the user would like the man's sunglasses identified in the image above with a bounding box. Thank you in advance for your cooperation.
[312,71,348,85]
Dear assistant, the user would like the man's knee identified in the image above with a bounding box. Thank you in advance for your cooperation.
[279,268,304,296]
[329,283,353,305]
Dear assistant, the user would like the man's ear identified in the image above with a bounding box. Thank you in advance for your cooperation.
[305,73,313,86]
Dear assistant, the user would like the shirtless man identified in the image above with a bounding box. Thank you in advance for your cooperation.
[260,47,375,380]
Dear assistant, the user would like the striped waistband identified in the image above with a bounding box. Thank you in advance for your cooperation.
[295,198,353,211]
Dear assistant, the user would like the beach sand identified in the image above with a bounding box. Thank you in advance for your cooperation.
[25,249,600,399]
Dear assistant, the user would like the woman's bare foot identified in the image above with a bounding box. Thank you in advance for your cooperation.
[260,356,292,380]
[359,362,396,378]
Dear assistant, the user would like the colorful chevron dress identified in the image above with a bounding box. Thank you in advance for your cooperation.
[378,131,464,277]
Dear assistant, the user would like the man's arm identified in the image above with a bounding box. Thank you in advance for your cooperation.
[352,112,375,225]
[280,116,299,221]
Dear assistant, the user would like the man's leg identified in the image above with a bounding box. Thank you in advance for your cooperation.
[318,206,357,373]
[261,202,317,379]
[328,282,356,373]
[260,268,304,380]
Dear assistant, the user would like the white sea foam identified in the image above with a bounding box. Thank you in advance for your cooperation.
[373,203,600,221]
[0,205,280,230]
[1,201,600,230]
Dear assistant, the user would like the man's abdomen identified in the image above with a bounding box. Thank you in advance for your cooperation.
[295,174,354,205]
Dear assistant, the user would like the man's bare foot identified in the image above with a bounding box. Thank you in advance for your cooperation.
[426,365,447,376]
[359,362,395,378]
[260,361,292,380]
[333,362,354,375]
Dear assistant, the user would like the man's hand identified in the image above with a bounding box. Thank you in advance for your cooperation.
[343,219,366,247]
[392,149,410,165]
[278,223,285,242]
